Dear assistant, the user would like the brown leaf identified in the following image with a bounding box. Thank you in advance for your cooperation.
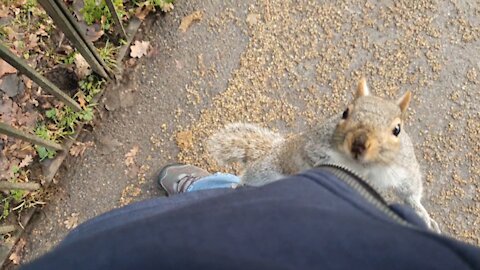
[18,155,33,168]
[23,76,32,89]
[161,3,174,13]
[35,25,48,37]
[0,96,15,123]
[0,73,24,97]
[69,141,94,157]
[26,33,39,50]
[77,93,86,109]
[8,238,26,265]
[134,5,153,21]
[130,41,150,59]
[64,213,79,229]
[0,59,17,78]
[74,53,91,80]
[124,146,139,166]
[85,25,104,42]
[179,11,203,33]
[0,6,9,18]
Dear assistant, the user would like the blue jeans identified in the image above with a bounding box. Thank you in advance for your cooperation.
[186,173,241,192]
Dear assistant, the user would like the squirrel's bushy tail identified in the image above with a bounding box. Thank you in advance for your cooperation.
[207,123,284,166]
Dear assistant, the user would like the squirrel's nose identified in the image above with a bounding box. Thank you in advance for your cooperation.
[351,134,368,158]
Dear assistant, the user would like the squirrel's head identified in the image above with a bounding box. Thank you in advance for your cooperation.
[332,78,412,165]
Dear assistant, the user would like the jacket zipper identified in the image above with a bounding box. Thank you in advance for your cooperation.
[318,163,413,228]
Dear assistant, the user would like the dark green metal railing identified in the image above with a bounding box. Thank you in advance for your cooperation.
[0,0,131,153]
[0,0,144,263]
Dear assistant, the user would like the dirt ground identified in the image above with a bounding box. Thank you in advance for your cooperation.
[16,0,480,266]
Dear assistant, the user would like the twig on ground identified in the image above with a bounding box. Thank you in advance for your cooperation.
[0,181,41,191]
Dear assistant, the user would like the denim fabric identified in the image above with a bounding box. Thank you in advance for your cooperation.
[187,173,241,192]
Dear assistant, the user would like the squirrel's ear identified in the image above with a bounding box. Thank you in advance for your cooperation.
[356,77,370,98]
[397,91,412,114]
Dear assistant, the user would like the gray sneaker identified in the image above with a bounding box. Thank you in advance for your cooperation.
[158,164,210,196]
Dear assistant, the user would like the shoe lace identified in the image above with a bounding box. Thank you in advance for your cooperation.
[176,175,201,193]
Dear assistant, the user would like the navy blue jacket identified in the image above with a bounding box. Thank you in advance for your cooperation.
[23,169,480,269]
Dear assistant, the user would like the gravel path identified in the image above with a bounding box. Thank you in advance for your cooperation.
[18,0,480,266]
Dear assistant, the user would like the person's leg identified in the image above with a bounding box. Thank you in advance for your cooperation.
[63,188,234,246]
[186,173,241,192]
[65,164,242,245]
[158,164,241,195]
[25,167,480,270]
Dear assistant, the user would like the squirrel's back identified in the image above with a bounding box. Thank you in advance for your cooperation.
[207,123,284,166]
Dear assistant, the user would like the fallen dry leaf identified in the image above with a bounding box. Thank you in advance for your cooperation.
[69,141,94,157]
[64,213,79,229]
[85,25,104,42]
[124,145,139,166]
[134,4,153,20]
[0,59,17,78]
[77,92,87,109]
[23,76,32,89]
[26,33,39,50]
[35,25,48,37]
[0,6,9,18]
[0,73,24,97]
[74,53,91,79]
[8,238,26,265]
[179,11,203,33]
[161,3,174,13]
[130,41,150,58]
[18,155,33,168]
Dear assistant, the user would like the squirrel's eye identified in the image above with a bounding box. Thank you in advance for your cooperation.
[392,124,401,136]
[342,108,349,119]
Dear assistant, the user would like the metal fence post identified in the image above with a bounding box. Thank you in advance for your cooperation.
[38,0,112,79]
[0,43,82,111]
[105,0,127,39]
[0,123,64,151]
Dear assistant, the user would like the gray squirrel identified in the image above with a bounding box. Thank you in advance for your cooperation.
[207,78,440,232]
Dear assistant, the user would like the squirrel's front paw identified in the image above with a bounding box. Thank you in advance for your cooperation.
[428,217,441,233]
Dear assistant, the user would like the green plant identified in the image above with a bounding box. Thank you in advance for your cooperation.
[45,107,95,135]
[0,25,6,39]
[80,74,106,102]
[34,74,104,160]
[148,0,174,7]
[34,123,57,160]
[1,197,10,221]
[10,189,25,202]
[62,51,77,65]
[23,0,37,15]
[82,0,125,31]
[0,184,45,222]
[134,0,174,8]
[99,41,119,71]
